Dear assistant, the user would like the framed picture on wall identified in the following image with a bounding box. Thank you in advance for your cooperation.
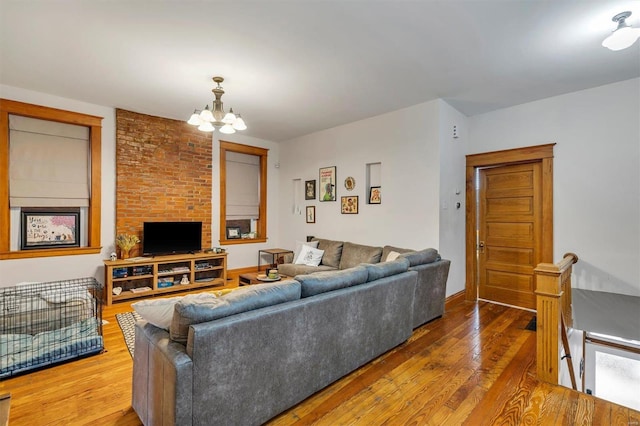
[369,186,381,204]
[319,166,336,202]
[341,196,358,214]
[306,206,316,223]
[21,208,80,250]
[305,180,316,200]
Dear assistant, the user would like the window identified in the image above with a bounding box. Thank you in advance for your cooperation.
[219,141,268,245]
[0,99,102,259]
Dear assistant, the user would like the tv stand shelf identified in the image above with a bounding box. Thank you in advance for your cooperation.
[103,252,227,305]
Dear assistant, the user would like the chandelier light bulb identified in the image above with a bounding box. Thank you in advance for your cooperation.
[602,11,640,51]
[219,123,236,134]
[223,108,237,124]
[199,105,214,122]
[233,115,247,131]
[187,110,202,126]
[198,121,215,132]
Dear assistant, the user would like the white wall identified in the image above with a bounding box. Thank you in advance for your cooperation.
[438,100,468,295]
[211,133,281,270]
[0,84,116,286]
[468,78,640,297]
[278,100,443,271]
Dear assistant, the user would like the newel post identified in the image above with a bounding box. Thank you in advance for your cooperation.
[534,262,563,384]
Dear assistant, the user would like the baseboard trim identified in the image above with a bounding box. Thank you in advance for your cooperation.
[445,290,466,308]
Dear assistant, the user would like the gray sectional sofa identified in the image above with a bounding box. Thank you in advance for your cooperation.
[132,241,450,426]
[280,238,451,328]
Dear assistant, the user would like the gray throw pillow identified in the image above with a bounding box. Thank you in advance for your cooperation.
[296,266,368,297]
[170,281,301,344]
[313,239,344,268]
[338,242,383,269]
[381,245,414,262]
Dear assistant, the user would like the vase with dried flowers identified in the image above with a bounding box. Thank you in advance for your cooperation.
[116,234,140,259]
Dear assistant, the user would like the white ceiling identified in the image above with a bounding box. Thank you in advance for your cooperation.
[1,1,639,142]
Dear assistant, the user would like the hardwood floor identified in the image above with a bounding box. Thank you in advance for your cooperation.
[2,288,638,425]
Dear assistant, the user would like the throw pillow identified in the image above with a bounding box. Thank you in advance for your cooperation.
[294,245,324,266]
[314,239,343,268]
[293,240,320,263]
[338,242,383,270]
[386,251,401,261]
[132,292,218,330]
[380,245,414,262]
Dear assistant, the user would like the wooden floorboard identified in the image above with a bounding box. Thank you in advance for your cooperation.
[2,285,639,425]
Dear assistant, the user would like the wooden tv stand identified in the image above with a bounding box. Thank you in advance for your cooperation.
[103,252,227,305]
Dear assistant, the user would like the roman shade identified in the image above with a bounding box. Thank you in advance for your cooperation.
[9,115,90,207]
[225,151,259,219]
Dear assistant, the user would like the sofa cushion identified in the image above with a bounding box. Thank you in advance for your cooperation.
[400,248,441,266]
[381,245,415,262]
[338,242,383,269]
[293,240,320,263]
[133,292,218,331]
[170,281,301,343]
[294,245,324,266]
[278,263,336,277]
[312,238,344,268]
[296,266,368,297]
[363,258,410,282]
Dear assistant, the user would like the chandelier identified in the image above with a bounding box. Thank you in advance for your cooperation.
[187,76,247,134]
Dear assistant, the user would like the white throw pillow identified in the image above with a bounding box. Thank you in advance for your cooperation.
[132,292,218,330]
[386,251,401,261]
[294,245,324,266]
[293,240,320,263]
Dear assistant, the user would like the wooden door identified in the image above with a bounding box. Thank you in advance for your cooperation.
[477,162,542,309]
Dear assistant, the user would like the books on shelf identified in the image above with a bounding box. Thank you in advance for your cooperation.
[130,287,152,293]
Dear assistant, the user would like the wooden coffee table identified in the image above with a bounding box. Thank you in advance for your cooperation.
[238,271,289,286]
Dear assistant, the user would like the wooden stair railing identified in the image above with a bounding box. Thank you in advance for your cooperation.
[534,252,579,387]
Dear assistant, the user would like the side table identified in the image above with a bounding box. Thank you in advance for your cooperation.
[258,248,293,271]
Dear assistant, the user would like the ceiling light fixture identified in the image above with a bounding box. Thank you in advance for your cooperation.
[602,11,640,51]
[187,76,247,134]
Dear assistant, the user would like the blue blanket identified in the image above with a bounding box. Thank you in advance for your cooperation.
[0,317,103,378]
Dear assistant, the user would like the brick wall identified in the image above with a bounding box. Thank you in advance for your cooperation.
[115,109,212,256]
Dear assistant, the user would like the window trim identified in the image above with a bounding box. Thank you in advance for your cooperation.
[0,99,102,259]
[219,140,268,245]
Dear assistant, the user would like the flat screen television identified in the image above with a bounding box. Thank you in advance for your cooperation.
[143,221,202,256]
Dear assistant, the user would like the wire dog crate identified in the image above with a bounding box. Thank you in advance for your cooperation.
[0,277,104,378]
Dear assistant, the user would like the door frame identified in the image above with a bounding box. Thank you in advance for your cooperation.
[465,144,555,302]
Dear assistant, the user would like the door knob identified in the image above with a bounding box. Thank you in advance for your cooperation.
[478,241,485,253]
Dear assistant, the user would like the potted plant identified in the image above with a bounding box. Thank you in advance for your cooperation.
[116,234,140,259]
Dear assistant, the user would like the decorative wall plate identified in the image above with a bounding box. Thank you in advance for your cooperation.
[344,176,355,191]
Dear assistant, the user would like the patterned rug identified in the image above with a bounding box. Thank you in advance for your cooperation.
[116,311,142,358]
